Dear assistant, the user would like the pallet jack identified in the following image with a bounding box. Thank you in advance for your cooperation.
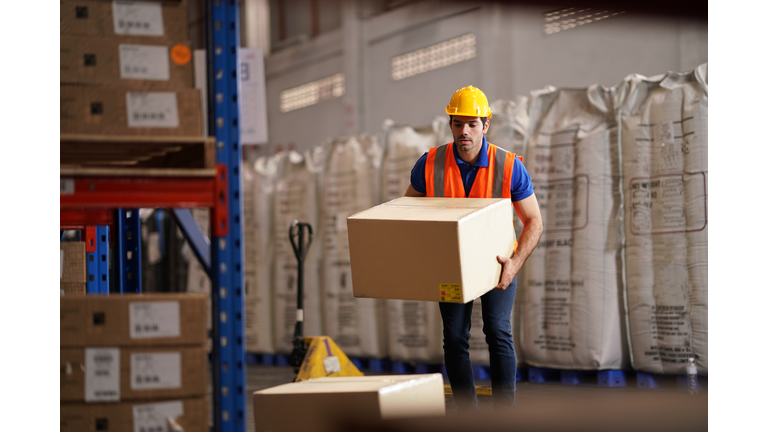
[287,220,363,382]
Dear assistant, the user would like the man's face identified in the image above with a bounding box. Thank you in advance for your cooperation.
[451,115,489,154]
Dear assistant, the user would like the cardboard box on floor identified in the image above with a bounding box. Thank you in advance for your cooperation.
[60,346,207,402]
[60,293,208,347]
[252,374,445,432]
[61,397,209,432]
[60,85,202,137]
[347,197,516,304]
[60,0,190,41]
[60,35,194,89]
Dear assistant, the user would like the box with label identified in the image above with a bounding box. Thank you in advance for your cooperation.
[60,346,207,402]
[347,197,516,303]
[61,35,193,89]
[61,242,86,283]
[60,0,189,41]
[60,85,202,136]
[61,397,209,432]
[252,374,445,432]
[60,293,207,347]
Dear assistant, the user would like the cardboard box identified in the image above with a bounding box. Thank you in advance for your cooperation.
[60,346,207,402]
[252,374,445,432]
[61,282,86,295]
[60,293,208,347]
[60,85,202,136]
[347,197,516,303]
[61,35,194,89]
[61,397,209,432]
[61,242,86,283]
[60,0,189,41]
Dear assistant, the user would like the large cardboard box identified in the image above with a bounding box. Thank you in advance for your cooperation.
[61,397,209,432]
[60,85,202,136]
[60,293,208,347]
[60,0,189,41]
[347,197,516,303]
[60,346,207,402]
[61,242,86,283]
[252,374,445,432]
[61,35,194,89]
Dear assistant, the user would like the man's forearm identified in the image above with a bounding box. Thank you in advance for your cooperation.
[509,215,543,272]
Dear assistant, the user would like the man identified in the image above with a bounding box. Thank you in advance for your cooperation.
[405,85,543,410]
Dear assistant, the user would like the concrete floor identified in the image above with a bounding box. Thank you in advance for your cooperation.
[244,365,707,432]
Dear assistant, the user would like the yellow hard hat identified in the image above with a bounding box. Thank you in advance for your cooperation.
[445,85,492,119]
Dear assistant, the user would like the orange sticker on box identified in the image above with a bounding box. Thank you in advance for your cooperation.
[170,44,192,65]
[439,283,462,303]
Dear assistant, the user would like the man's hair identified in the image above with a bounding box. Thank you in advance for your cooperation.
[450,115,488,127]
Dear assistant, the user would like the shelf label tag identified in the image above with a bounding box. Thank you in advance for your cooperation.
[126,92,179,128]
[130,301,180,339]
[132,400,184,432]
[131,352,181,390]
[119,45,170,81]
[113,1,164,36]
[60,178,75,195]
[85,347,121,402]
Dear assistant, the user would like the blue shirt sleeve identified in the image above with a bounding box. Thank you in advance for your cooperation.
[510,157,534,202]
[410,152,429,194]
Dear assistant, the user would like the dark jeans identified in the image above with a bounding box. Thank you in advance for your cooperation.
[439,276,517,410]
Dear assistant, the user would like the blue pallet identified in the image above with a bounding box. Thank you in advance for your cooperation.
[472,365,491,380]
[275,354,290,367]
[246,353,276,366]
[637,372,708,392]
[529,367,627,387]
[516,367,528,382]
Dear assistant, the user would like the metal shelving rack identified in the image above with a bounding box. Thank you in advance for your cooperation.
[59,2,247,431]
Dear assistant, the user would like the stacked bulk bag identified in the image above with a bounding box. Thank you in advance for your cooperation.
[242,156,282,354]
[520,84,628,370]
[272,151,324,353]
[311,135,388,358]
[381,121,444,364]
[617,64,708,375]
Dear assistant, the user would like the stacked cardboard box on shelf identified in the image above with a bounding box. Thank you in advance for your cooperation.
[60,0,202,136]
[60,294,209,432]
[61,242,86,295]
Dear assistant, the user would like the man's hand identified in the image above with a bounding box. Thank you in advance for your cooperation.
[495,254,520,290]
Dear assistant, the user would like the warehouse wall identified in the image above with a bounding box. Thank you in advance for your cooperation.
[263,1,707,153]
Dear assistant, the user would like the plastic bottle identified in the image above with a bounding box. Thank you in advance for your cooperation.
[686,358,699,395]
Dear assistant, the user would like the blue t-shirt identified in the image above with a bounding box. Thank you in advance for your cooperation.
[410,136,534,201]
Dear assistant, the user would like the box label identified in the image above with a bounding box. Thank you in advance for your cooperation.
[113,1,164,36]
[130,301,181,339]
[119,45,170,81]
[60,178,75,195]
[85,348,121,402]
[126,92,179,128]
[131,353,181,390]
[439,283,462,302]
[133,400,184,432]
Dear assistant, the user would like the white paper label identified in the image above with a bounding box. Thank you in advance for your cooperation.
[130,301,180,339]
[238,48,268,144]
[147,232,161,265]
[126,92,179,128]
[60,250,64,279]
[60,178,75,195]
[85,348,121,402]
[113,1,164,36]
[133,400,184,432]
[323,356,341,374]
[131,353,181,390]
[119,45,170,81]
[296,309,304,322]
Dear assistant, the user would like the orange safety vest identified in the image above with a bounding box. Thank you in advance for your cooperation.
[425,141,522,251]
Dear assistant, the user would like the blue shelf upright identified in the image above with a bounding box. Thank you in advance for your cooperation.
[206,1,247,431]
[116,209,142,293]
[85,225,109,294]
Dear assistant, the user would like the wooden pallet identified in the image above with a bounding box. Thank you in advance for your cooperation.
[61,134,216,176]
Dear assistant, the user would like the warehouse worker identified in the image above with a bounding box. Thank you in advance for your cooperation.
[405,85,543,410]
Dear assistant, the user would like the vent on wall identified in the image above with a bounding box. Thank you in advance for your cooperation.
[543,8,625,35]
[280,73,345,113]
[391,33,476,81]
